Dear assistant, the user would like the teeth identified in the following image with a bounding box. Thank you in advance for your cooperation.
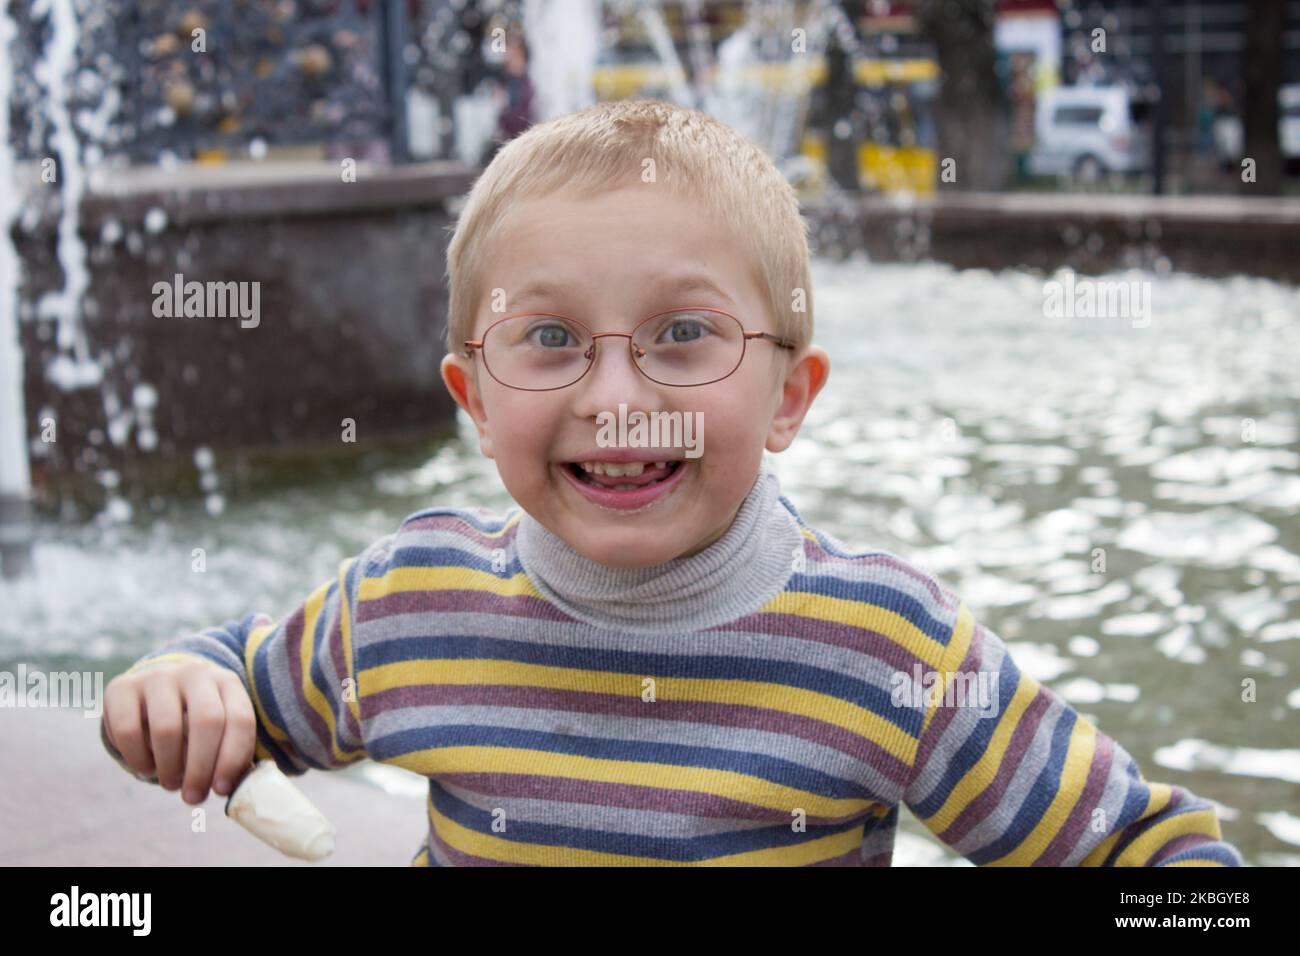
[576,461,646,477]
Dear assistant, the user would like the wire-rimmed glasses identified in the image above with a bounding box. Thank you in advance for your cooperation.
[462,307,797,391]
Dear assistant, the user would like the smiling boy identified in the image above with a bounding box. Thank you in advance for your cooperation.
[102,99,1242,867]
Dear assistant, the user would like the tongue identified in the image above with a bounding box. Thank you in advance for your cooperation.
[582,463,673,488]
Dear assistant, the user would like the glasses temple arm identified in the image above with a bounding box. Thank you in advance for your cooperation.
[746,331,798,350]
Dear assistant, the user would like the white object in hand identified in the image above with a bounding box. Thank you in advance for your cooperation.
[225,761,336,861]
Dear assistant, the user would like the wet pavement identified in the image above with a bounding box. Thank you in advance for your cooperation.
[0,704,427,866]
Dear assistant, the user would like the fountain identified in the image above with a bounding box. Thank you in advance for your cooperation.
[522,0,600,121]
[1,0,470,543]
[0,0,33,578]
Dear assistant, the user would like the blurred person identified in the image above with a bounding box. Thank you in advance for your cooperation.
[479,29,534,169]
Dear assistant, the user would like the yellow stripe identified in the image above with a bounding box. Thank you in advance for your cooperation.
[917,603,974,745]
[1080,782,1172,866]
[360,512,527,600]
[1081,828,1124,866]
[360,565,545,603]
[385,746,873,818]
[1115,805,1224,867]
[428,799,867,866]
[298,578,336,758]
[244,621,292,748]
[760,590,950,669]
[338,559,362,729]
[987,719,1098,865]
[364,658,917,765]
[913,661,1039,833]
[297,572,364,766]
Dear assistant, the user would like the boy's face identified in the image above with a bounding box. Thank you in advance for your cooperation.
[442,184,828,569]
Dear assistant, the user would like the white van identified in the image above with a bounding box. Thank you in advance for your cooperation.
[1028,86,1153,180]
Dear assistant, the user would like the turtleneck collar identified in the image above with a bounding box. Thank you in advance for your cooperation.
[514,458,803,633]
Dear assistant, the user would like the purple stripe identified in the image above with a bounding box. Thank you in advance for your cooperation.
[1149,832,1217,867]
[1035,730,1117,865]
[357,586,576,625]
[401,512,521,548]
[807,847,864,866]
[800,535,958,612]
[907,621,989,792]
[937,686,1055,846]
[1105,785,1192,865]
[328,592,365,746]
[713,610,934,676]
[438,772,877,826]
[281,604,335,760]
[427,814,532,866]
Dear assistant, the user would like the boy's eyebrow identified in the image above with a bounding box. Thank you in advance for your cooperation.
[509,273,736,311]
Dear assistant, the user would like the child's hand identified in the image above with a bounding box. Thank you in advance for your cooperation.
[103,661,257,805]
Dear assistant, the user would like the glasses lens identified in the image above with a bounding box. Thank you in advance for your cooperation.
[632,309,744,386]
[482,314,592,389]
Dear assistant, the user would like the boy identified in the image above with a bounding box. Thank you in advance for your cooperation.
[102,100,1242,866]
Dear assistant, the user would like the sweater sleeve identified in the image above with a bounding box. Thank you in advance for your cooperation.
[901,601,1243,866]
[101,533,395,783]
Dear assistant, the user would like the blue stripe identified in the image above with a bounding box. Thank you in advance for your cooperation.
[358,632,921,737]
[426,779,870,861]
[247,615,316,771]
[1102,765,1161,865]
[967,706,1077,864]
[785,573,952,645]
[907,649,1023,820]
[387,543,524,578]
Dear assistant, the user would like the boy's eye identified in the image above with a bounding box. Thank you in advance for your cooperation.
[652,315,711,345]
[529,323,574,348]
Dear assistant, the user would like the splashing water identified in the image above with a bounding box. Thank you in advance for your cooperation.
[0,0,30,504]
[33,0,99,391]
[522,0,599,121]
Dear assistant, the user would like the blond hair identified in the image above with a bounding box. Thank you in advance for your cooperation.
[443,99,813,359]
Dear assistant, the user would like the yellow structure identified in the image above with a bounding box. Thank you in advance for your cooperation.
[591,55,939,196]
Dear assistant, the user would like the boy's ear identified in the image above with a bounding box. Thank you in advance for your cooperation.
[765,345,830,454]
[440,353,495,459]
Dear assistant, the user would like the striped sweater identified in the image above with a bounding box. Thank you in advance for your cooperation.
[106,463,1242,866]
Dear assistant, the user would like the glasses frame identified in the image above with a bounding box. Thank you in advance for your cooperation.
[462,306,798,392]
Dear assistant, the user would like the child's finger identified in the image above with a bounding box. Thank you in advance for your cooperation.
[143,678,185,791]
[179,674,226,804]
[104,683,156,777]
[213,675,256,795]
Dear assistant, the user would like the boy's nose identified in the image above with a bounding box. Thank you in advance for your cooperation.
[569,337,661,419]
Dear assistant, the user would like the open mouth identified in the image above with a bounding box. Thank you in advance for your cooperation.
[565,460,682,491]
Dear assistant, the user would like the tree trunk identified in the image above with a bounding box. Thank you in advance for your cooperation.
[914,0,1009,192]
[1241,0,1284,194]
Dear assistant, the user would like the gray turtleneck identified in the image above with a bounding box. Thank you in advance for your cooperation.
[514,458,805,633]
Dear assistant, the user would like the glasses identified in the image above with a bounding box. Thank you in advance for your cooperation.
[463,307,797,391]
